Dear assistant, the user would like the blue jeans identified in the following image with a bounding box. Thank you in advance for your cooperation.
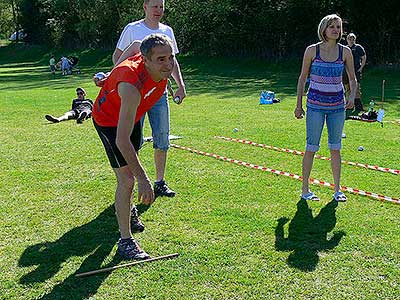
[140,93,170,151]
[306,108,345,152]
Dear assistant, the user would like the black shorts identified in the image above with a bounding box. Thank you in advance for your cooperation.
[93,120,143,168]
[342,71,362,85]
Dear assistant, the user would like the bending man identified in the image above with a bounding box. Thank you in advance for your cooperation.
[92,34,174,260]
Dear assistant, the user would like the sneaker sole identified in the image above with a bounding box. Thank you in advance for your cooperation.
[117,250,150,260]
[45,115,59,123]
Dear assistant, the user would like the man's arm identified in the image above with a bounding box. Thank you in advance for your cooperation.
[357,45,367,73]
[116,82,154,204]
[114,41,141,66]
[359,54,367,73]
[112,48,123,65]
[343,47,356,109]
[112,24,132,65]
[171,57,186,103]
[71,99,78,110]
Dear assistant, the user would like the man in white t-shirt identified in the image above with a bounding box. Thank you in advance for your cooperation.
[112,0,186,203]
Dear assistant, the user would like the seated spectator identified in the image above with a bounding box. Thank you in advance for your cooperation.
[45,87,93,124]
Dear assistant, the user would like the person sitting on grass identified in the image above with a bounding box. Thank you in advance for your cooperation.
[45,87,93,124]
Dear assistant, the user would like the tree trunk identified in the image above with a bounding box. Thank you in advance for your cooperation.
[11,0,19,42]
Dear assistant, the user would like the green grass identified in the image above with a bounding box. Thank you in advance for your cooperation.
[0,45,399,300]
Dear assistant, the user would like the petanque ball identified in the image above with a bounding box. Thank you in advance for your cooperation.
[233,128,238,132]
[358,146,364,151]
[94,72,106,80]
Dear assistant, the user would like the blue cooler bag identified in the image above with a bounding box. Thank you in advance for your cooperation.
[260,91,274,104]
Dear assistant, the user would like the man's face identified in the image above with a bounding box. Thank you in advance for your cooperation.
[144,0,165,23]
[144,45,174,81]
[347,36,355,46]
[77,90,85,100]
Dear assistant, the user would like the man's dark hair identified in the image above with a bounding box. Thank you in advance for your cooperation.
[140,34,173,59]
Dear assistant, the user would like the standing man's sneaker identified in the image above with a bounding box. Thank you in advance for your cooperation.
[45,115,59,123]
[117,238,150,260]
[131,206,145,233]
[76,111,87,124]
[154,180,176,198]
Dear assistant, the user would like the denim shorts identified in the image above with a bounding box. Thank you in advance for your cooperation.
[306,108,345,152]
[141,93,170,151]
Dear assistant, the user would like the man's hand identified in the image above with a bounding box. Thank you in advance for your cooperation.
[174,85,186,104]
[93,72,108,87]
[345,97,355,110]
[137,176,155,205]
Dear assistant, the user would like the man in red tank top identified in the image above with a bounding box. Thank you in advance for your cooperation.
[92,34,174,260]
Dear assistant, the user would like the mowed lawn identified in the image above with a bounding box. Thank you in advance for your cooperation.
[0,45,399,300]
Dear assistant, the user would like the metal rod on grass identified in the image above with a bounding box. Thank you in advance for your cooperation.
[75,253,179,277]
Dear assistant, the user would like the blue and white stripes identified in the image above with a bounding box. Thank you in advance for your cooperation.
[307,44,345,111]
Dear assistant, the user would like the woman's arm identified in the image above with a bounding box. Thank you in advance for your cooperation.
[295,45,314,119]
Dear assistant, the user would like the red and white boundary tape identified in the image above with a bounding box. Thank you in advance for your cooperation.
[215,136,400,176]
[171,144,400,205]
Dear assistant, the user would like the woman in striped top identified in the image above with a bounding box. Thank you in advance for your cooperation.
[295,14,356,202]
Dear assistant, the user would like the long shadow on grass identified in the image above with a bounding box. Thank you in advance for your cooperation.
[18,205,122,300]
[275,199,345,272]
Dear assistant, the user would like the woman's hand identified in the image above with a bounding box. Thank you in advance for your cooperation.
[294,107,305,119]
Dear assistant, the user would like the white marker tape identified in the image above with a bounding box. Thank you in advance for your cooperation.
[215,136,400,176]
[171,143,400,205]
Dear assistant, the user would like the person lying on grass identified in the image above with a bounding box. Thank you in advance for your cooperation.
[45,87,93,124]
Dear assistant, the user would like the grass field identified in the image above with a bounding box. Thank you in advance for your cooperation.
[0,44,399,300]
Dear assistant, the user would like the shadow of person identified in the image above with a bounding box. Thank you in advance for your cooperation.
[18,205,123,300]
[275,199,345,272]
[136,203,151,216]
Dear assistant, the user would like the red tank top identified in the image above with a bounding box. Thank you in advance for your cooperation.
[92,54,167,126]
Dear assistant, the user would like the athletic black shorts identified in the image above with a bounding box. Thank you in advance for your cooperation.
[93,120,142,168]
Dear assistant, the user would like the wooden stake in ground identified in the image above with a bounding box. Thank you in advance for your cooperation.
[75,253,179,277]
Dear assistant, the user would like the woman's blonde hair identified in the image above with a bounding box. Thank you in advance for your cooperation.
[317,14,343,43]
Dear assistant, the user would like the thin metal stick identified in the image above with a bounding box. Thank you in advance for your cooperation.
[75,253,179,277]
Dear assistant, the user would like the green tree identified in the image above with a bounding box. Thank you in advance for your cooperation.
[10,0,400,63]
[0,0,19,40]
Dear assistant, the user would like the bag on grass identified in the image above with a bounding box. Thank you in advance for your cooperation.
[260,91,274,104]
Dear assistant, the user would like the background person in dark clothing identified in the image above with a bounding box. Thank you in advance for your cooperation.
[45,87,93,124]
[344,33,366,112]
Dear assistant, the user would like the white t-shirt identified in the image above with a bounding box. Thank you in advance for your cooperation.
[116,19,179,55]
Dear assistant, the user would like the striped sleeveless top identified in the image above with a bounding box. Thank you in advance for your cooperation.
[307,44,345,111]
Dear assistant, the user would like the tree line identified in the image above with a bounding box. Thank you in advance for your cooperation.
[1,0,399,64]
